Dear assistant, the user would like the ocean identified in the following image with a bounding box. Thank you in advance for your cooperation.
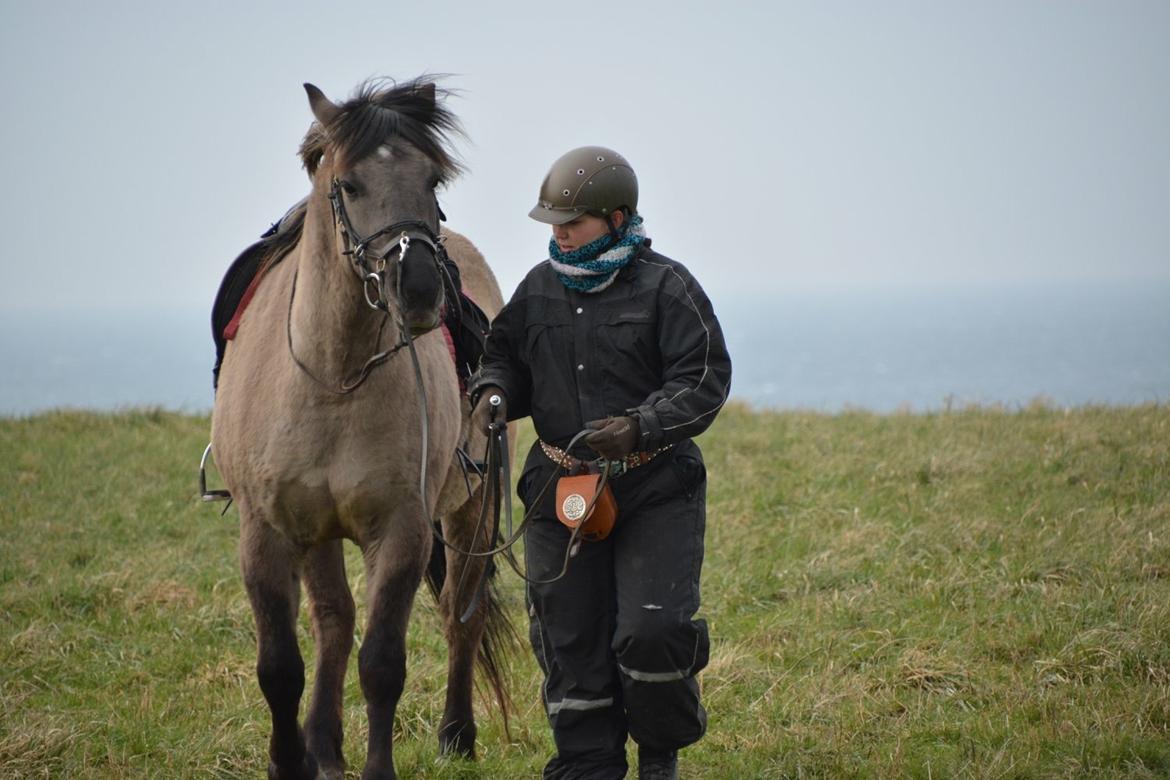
[1,283,1167,416]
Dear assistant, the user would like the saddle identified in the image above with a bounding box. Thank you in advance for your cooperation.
[210,199,490,391]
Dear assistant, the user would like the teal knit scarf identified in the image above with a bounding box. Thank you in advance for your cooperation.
[547,216,647,293]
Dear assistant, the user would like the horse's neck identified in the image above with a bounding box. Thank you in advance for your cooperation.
[290,195,398,377]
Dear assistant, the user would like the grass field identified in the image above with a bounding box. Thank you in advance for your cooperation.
[2,404,1168,778]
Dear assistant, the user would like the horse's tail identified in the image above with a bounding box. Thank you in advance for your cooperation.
[425,522,517,732]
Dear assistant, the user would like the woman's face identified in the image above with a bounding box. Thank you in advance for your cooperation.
[551,211,624,253]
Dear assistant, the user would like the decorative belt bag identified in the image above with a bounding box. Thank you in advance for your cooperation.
[555,473,618,541]
[542,438,672,543]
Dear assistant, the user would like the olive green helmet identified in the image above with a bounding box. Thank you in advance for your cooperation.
[528,145,638,225]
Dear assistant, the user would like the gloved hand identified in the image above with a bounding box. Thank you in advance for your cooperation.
[584,416,640,460]
[471,386,506,436]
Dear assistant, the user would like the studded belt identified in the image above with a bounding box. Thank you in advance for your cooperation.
[539,439,672,477]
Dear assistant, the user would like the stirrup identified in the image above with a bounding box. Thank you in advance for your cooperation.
[199,442,233,506]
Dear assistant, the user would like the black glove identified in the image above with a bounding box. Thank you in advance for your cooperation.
[471,386,506,436]
[584,416,640,460]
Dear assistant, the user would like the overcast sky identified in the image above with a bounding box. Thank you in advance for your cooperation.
[1,1,1167,314]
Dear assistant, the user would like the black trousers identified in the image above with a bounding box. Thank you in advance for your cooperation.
[519,439,710,780]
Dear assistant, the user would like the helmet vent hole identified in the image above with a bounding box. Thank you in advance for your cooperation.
[577,168,585,175]
[562,189,571,196]
[596,156,605,161]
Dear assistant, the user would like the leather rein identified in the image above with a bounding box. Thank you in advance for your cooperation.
[443,420,616,623]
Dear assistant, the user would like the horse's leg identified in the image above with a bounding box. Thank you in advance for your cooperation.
[436,492,493,758]
[303,540,355,780]
[240,515,318,780]
[359,519,430,780]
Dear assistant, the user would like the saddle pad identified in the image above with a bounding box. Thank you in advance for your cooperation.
[211,199,309,388]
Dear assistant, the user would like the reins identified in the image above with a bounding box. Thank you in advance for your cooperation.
[439,424,617,623]
[285,268,411,395]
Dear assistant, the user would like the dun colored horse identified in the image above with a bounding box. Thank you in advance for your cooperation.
[211,79,511,780]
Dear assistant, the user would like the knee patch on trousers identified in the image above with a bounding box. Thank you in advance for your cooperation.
[615,617,709,683]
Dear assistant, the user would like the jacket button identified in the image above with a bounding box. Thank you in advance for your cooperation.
[577,364,585,371]
[576,307,583,314]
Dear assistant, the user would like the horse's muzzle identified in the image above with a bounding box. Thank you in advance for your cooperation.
[398,246,445,335]
[403,293,444,336]
[408,317,442,337]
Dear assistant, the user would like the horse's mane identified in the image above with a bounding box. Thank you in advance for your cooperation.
[299,77,464,181]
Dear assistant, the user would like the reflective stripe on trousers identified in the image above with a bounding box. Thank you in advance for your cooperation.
[547,696,615,716]
[618,631,705,683]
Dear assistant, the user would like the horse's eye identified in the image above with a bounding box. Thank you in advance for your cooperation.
[339,179,358,196]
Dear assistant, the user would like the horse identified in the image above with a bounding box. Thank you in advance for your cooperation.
[210,78,512,780]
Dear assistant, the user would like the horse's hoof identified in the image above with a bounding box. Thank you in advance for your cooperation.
[310,754,344,780]
[267,753,320,780]
[438,722,477,759]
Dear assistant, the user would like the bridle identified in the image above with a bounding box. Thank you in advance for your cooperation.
[327,177,448,315]
[286,177,456,396]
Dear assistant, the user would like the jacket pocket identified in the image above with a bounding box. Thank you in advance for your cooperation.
[597,315,657,368]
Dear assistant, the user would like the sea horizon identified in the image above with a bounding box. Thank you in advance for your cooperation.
[2,280,1167,418]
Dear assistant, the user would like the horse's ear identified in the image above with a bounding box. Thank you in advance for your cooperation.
[304,83,341,126]
[415,81,436,107]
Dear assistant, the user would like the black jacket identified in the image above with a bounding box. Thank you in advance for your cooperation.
[470,241,732,453]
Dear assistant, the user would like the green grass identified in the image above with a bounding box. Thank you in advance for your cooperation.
[2,404,1168,778]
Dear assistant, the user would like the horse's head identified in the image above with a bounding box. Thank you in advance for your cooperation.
[301,80,463,335]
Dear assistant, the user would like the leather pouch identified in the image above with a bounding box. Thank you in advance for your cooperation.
[555,473,618,541]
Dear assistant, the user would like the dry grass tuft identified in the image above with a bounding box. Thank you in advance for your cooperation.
[895,646,971,696]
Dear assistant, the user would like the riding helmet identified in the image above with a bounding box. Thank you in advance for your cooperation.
[528,146,638,225]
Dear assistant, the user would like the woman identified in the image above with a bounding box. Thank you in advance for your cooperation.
[470,146,732,779]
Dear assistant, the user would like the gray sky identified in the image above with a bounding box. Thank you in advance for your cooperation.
[1,1,1167,313]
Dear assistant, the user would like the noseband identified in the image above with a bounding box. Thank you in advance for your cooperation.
[328,178,448,313]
